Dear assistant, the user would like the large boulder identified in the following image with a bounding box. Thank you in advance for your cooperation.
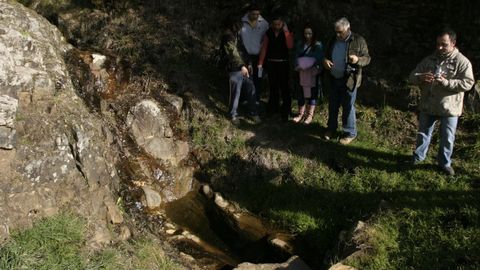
[0,0,122,246]
[234,256,311,270]
[464,81,480,114]
[126,99,189,167]
[0,95,18,149]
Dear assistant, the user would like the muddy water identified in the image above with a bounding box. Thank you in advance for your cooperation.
[164,189,294,269]
[164,191,239,267]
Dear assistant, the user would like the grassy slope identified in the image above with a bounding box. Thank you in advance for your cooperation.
[190,77,480,269]
[10,0,480,268]
[0,213,179,270]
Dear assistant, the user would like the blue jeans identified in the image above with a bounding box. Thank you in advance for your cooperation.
[413,113,458,167]
[229,71,257,118]
[327,77,357,137]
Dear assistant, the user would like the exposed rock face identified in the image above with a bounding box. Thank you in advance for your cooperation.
[0,95,18,149]
[141,185,162,209]
[126,99,189,167]
[0,0,122,245]
[327,220,369,269]
[234,256,311,270]
[465,82,480,113]
[329,263,358,270]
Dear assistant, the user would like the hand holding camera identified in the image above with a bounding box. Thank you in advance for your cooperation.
[434,66,443,79]
[415,66,446,84]
[348,55,359,64]
[433,66,447,84]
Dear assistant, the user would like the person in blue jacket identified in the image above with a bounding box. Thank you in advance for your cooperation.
[292,24,323,124]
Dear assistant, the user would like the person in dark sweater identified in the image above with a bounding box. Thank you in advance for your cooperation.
[258,15,294,122]
[221,16,260,124]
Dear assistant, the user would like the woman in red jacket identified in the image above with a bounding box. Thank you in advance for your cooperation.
[258,15,294,122]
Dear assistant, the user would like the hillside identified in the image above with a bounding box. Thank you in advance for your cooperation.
[1,0,479,269]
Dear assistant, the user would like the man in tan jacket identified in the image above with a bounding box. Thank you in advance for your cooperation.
[409,29,474,176]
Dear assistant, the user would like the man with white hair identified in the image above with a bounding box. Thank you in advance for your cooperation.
[323,17,370,145]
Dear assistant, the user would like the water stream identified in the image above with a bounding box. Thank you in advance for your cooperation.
[163,187,294,269]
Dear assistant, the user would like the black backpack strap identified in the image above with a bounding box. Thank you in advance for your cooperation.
[298,44,312,57]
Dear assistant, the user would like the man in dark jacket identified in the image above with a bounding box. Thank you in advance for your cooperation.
[221,17,260,124]
[323,17,370,144]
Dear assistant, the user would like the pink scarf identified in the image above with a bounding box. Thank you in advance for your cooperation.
[299,66,319,98]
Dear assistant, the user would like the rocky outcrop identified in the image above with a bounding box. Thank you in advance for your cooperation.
[325,221,370,270]
[0,0,123,246]
[0,95,18,149]
[126,99,189,167]
[234,256,311,270]
[465,81,480,113]
[329,263,358,270]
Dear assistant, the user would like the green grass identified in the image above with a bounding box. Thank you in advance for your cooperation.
[191,98,480,269]
[86,239,179,270]
[190,102,247,161]
[0,213,180,270]
[0,213,85,270]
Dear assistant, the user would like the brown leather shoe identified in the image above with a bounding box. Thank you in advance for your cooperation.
[441,166,455,176]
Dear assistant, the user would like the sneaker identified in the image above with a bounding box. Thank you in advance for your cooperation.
[339,136,356,145]
[441,166,455,176]
[323,131,333,140]
[231,116,240,125]
[412,158,422,166]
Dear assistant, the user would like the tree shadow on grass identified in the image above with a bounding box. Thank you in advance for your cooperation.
[241,119,413,174]
[237,113,480,182]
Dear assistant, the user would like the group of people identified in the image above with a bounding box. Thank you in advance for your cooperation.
[220,3,474,176]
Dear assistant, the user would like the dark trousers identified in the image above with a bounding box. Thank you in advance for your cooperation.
[267,61,291,120]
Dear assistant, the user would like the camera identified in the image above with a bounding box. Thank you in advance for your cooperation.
[434,66,443,79]
[345,64,358,75]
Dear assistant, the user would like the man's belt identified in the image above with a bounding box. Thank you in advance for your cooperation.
[267,58,288,62]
